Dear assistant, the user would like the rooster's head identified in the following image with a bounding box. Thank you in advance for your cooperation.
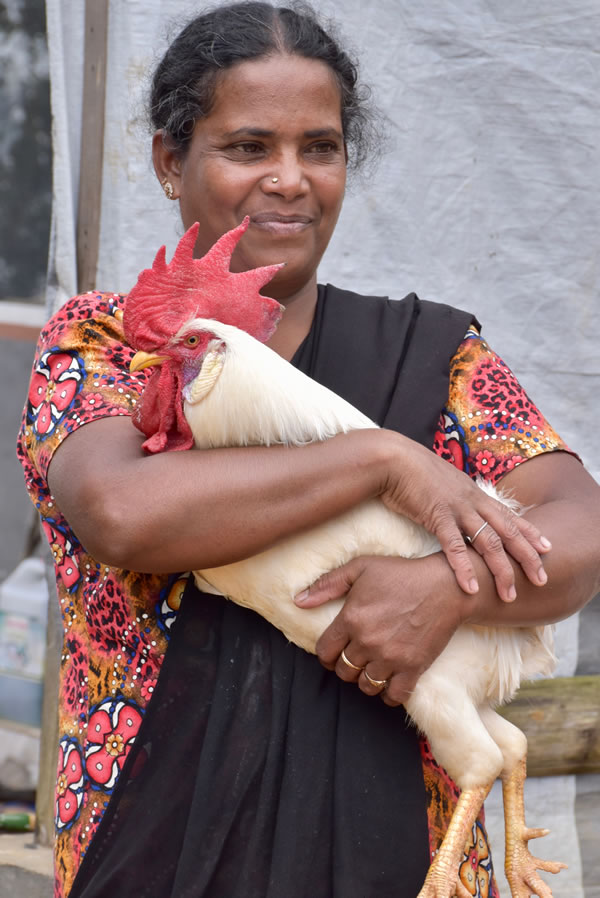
[124,217,284,454]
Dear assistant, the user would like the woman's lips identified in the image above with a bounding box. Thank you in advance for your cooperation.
[250,213,312,235]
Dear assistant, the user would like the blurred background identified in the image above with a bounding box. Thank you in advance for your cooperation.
[0,0,49,580]
[0,2,51,873]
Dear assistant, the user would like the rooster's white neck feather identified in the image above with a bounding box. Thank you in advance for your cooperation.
[181,318,375,449]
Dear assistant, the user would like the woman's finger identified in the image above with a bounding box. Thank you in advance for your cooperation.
[358,666,390,697]
[432,488,551,602]
[484,503,549,587]
[315,606,355,670]
[468,520,519,602]
[380,673,413,707]
[294,558,364,608]
[429,510,484,596]
[465,497,549,598]
[334,645,365,683]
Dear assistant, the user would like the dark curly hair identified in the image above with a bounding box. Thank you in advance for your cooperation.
[149,1,382,172]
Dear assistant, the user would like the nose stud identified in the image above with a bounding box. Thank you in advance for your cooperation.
[271,177,279,184]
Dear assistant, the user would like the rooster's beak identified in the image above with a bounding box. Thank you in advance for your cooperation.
[129,350,169,373]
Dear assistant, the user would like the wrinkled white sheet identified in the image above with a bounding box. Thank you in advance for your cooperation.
[46,1,599,893]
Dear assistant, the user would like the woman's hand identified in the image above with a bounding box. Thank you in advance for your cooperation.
[376,430,551,603]
[296,554,467,707]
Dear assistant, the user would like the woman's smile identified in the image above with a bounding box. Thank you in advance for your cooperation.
[250,212,313,235]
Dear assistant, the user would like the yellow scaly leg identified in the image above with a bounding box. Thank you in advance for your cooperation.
[417,784,491,898]
[502,757,567,897]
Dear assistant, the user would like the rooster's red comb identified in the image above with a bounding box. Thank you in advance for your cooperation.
[123,217,284,351]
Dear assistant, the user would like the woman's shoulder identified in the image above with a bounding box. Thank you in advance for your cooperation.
[39,291,127,347]
[18,290,143,482]
[320,284,478,360]
[321,283,477,325]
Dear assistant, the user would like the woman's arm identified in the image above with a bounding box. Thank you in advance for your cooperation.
[47,414,548,600]
[297,452,600,705]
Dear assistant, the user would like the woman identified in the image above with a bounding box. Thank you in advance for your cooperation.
[18,3,600,896]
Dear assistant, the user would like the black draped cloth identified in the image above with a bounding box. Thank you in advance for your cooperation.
[70,287,475,898]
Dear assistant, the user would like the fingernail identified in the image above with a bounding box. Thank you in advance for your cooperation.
[540,536,552,550]
[468,578,479,594]
[538,567,548,585]
[295,589,309,604]
[508,585,517,601]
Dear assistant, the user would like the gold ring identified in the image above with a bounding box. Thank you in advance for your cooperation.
[363,670,389,690]
[340,648,363,672]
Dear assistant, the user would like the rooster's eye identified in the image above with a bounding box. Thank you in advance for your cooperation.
[185,335,200,346]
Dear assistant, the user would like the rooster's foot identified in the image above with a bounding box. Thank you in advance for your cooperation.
[505,825,567,898]
[502,757,567,897]
[416,855,472,898]
[417,784,491,898]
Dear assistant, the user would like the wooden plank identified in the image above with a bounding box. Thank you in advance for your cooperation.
[0,300,45,341]
[0,322,41,341]
[499,675,600,777]
[76,0,109,293]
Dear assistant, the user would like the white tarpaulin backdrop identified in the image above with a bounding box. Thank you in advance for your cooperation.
[45,1,599,895]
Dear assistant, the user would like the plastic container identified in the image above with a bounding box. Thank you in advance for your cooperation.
[0,557,49,727]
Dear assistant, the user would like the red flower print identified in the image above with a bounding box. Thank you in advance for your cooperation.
[83,392,105,411]
[27,349,86,438]
[474,449,498,477]
[55,737,86,831]
[140,678,157,702]
[85,697,143,791]
[42,519,80,591]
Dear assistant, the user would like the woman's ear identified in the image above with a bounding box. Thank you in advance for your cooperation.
[152,130,182,200]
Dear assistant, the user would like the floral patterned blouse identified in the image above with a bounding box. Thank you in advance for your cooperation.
[17,291,568,897]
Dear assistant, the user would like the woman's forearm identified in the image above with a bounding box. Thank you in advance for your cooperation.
[48,417,557,595]
[48,417,391,572]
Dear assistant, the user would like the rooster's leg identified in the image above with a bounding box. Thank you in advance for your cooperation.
[407,681,506,898]
[416,783,492,898]
[479,708,567,897]
[501,757,567,898]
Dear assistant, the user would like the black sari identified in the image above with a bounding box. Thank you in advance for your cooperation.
[69,286,475,898]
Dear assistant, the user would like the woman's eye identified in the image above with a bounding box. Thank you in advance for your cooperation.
[307,141,339,157]
[230,142,265,156]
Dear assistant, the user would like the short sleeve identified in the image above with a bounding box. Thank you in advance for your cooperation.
[17,291,147,488]
[432,330,575,485]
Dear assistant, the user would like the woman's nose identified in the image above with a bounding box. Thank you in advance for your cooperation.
[262,157,308,198]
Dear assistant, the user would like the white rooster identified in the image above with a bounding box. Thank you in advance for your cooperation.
[124,219,566,898]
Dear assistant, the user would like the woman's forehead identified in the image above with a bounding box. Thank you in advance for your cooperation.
[207,54,343,126]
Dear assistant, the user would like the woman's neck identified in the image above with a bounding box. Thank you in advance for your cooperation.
[265,279,319,361]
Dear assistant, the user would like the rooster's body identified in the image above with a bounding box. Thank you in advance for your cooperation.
[125,220,566,898]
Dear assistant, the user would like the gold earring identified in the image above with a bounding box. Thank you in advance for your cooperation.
[161,178,175,200]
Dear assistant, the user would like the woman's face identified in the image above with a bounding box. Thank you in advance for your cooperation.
[155,54,347,300]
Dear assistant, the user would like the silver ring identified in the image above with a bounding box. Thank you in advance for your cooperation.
[465,520,490,545]
[363,670,389,691]
[340,648,363,672]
